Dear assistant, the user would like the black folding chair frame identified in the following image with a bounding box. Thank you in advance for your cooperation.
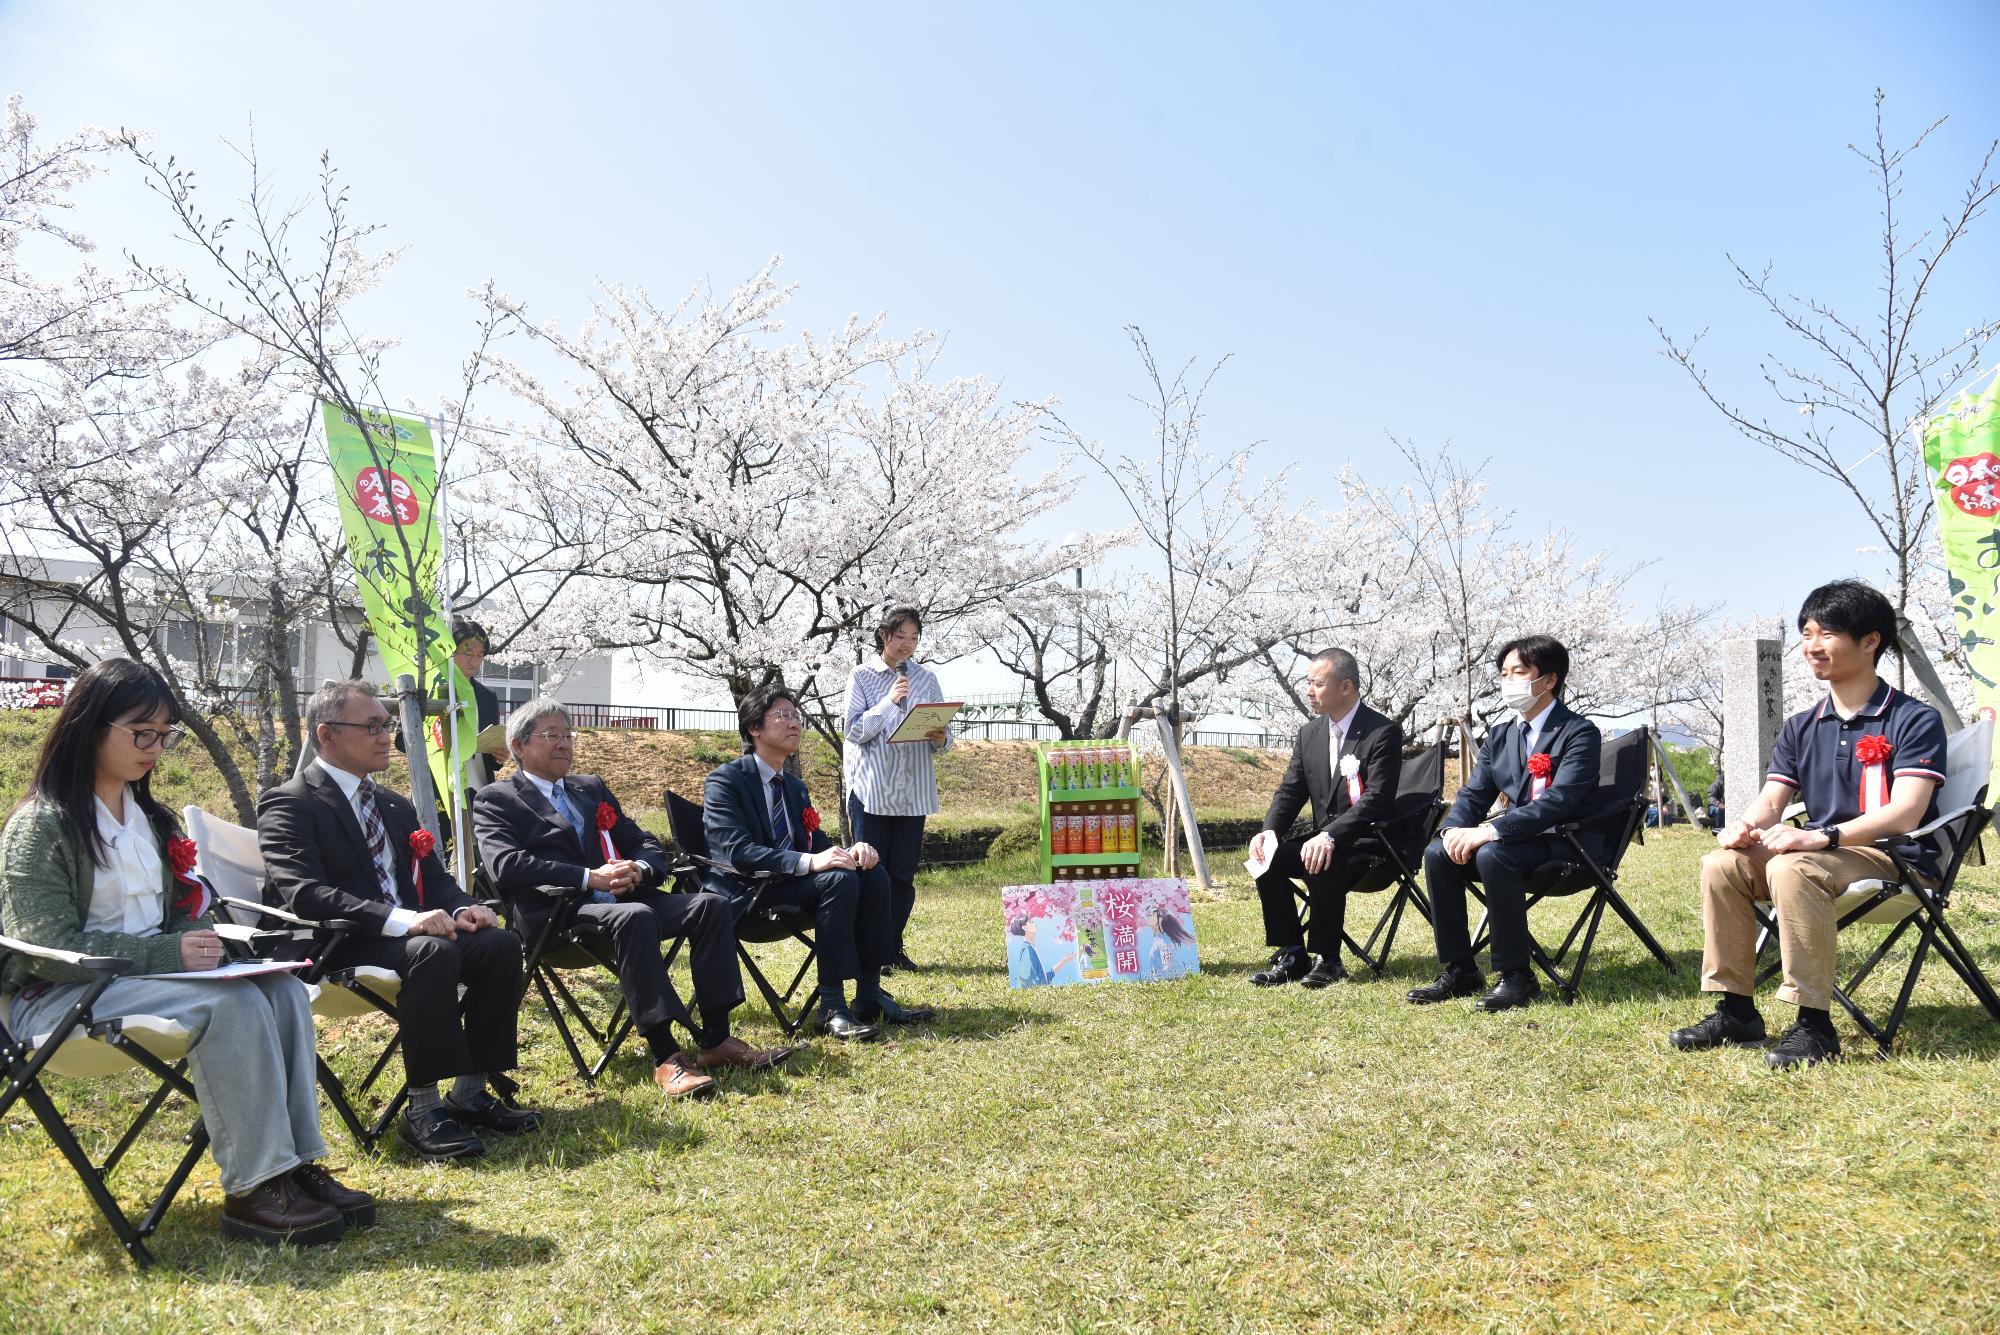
[1,941,209,1269]
[1751,802,2000,1056]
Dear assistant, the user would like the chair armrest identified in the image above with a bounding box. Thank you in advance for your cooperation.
[0,933,134,975]
[217,896,361,933]
[1875,803,1985,847]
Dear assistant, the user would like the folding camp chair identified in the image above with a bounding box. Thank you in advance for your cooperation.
[183,805,409,1151]
[1754,717,2000,1057]
[1288,741,1444,976]
[472,852,651,1083]
[663,787,818,1037]
[1469,726,1675,1002]
[0,935,207,1268]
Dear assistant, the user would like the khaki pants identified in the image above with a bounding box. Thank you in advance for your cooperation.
[1699,843,1902,1011]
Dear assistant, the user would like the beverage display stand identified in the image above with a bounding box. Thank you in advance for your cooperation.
[1036,741,1143,883]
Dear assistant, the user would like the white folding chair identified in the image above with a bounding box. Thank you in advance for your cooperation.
[184,805,411,1149]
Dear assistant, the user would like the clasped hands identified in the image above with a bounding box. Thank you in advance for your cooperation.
[1715,819,1832,855]
[409,904,500,939]
[808,842,880,873]
[587,859,650,895]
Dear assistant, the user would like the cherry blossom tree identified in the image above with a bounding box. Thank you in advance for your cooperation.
[474,260,1087,748]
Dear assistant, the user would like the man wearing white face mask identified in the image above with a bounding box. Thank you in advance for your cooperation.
[1407,635,1603,1013]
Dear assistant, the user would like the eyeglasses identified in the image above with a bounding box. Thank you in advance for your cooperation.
[528,730,575,744]
[763,710,802,724]
[109,721,186,751]
[324,719,395,738]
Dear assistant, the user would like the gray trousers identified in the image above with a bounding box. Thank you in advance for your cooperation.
[13,973,327,1195]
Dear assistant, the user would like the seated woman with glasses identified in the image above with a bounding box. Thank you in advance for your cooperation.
[0,658,372,1245]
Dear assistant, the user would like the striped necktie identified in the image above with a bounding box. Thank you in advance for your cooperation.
[549,781,588,855]
[770,776,794,848]
[355,780,398,903]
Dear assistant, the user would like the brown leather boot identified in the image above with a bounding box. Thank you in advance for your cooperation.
[221,1174,345,1246]
[652,1054,718,1100]
[291,1163,376,1226]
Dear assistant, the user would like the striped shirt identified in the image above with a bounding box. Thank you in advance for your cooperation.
[843,654,951,816]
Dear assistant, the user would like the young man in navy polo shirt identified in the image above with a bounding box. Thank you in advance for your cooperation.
[1669,580,1947,1069]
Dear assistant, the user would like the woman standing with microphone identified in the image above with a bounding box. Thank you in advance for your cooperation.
[843,604,950,973]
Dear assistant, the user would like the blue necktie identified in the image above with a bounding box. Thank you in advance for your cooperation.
[770,776,794,848]
[551,781,588,856]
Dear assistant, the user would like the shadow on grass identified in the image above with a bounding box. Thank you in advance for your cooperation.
[133,1194,561,1280]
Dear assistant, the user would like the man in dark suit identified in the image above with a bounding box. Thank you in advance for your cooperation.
[1247,647,1405,988]
[258,680,539,1163]
[472,698,788,1100]
[702,684,936,1041]
[1408,635,1603,1013]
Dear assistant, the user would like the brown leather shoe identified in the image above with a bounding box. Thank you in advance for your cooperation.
[695,1035,794,1072]
[221,1174,345,1247]
[653,1054,718,1100]
[291,1163,376,1226]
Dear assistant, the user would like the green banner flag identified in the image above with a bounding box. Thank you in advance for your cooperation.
[1921,372,2000,789]
[320,402,473,812]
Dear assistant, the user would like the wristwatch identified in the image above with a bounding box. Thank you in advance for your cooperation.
[1818,824,1841,849]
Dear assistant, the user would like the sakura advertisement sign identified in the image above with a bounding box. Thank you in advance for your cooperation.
[1001,878,1199,989]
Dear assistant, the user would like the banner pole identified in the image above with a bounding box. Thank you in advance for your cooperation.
[432,415,472,888]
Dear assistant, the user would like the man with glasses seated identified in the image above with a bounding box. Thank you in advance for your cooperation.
[258,681,541,1162]
[701,685,937,1040]
[473,699,789,1100]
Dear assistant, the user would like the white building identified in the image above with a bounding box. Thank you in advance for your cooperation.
[0,556,614,710]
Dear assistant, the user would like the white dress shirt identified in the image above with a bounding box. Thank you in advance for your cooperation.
[753,754,812,877]
[314,757,422,937]
[1325,698,1362,783]
[84,787,165,936]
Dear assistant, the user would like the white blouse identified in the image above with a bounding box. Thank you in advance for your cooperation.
[84,786,166,937]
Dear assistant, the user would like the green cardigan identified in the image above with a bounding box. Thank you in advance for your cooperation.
[0,797,214,991]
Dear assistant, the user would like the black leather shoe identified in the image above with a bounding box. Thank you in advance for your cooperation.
[1299,955,1348,989]
[1669,1007,1768,1051]
[1766,1021,1840,1070]
[442,1087,544,1135]
[855,994,936,1025]
[1474,969,1542,1012]
[290,1163,376,1227]
[1406,963,1484,1005]
[879,951,920,975]
[815,1005,884,1042]
[397,1105,484,1163]
[1250,947,1310,987]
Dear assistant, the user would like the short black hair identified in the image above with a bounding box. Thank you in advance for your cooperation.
[451,618,489,652]
[1494,634,1570,694]
[738,683,800,736]
[1797,579,1898,665]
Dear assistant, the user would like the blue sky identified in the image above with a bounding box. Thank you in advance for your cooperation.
[5,1,1999,651]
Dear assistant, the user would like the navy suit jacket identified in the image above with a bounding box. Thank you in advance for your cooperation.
[701,754,832,912]
[472,771,670,915]
[257,763,473,932]
[1444,701,1603,843]
[1261,703,1404,847]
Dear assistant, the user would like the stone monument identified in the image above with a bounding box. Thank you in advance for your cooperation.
[1722,638,1782,824]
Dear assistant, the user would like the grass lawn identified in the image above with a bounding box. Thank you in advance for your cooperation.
[5,827,2000,1332]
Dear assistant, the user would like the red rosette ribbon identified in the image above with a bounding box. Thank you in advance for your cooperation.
[595,801,619,862]
[800,805,821,849]
[166,834,211,919]
[1855,734,1894,812]
[1526,751,1554,798]
[408,828,436,907]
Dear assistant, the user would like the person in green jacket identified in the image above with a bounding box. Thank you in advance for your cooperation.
[1,658,373,1246]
